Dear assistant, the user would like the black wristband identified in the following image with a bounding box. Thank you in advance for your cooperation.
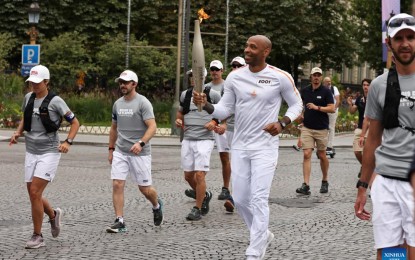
[108,147,115,151]
[139,141,145,147]
[356,180,369,189]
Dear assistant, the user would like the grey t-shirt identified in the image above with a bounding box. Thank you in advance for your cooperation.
[365,71,415,179]
[22,92,71,155]
[179,87,221,140]
[205,80,235,132]
[112,93,154,156]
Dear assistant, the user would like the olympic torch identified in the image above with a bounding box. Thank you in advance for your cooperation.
[192,19,205,112]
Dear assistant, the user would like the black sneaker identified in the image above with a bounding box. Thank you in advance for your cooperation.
[106,218,127,233]
[153,198,164,226]
[201,191,212,215]
[185,189,196,199]
[320,181,329,193]
[296,183,311,195]
[224,196,235,213]
[186,206,201,221]
[218,187,231,200]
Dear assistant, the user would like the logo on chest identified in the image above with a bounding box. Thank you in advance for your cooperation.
[257,79,272,85]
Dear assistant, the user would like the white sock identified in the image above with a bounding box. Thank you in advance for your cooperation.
[116,216,124,223]
[152,203,160,210]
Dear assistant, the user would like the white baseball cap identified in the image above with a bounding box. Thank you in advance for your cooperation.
[387,13,415,38]
[25,65,50,83]
[115,70,138,83]
[187,68,207,77]
[310,67,323,75]
[209,60,223,70]
[231,57,246,66]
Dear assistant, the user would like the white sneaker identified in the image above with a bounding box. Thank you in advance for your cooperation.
[50,208,62,238]
[259,230,274,259]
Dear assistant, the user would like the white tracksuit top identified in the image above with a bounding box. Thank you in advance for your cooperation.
[212,65,303,150]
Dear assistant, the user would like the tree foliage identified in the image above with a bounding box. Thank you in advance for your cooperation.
[0,0,386,92]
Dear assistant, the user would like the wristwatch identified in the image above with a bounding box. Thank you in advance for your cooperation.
[65,138,73,145]
[138,140,146,147]
[278,120,287,129]
[356,180,369,189]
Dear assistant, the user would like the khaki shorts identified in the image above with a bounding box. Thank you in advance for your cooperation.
[353,128,367,152]
[300,126,329,151]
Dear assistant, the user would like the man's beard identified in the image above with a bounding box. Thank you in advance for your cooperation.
[392,48,415,66]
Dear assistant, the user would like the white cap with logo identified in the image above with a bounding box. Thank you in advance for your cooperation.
[310,67,323,75]
[25,65,50,83]
[231,57,246,66]
[209,60,223,70]
[387,13,415,38]
[115,70,138,83]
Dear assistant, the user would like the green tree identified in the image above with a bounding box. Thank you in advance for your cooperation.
[0,33,17,71]
[41,32,93,92]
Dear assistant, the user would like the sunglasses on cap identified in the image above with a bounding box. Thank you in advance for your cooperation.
[388,16,415,28]
[210,67,221,72]
[232,64,243,68]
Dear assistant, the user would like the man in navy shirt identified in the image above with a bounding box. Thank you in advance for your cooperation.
[296,67,334,195]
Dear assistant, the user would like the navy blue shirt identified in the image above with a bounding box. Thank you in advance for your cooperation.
[301,85,334,130]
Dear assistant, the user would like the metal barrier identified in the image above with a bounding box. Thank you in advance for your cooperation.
[59,122,356,137]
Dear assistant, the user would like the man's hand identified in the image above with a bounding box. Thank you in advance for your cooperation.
[205,120,217,131]
[354,188,371,221]
[9,132,21,146]
[175,118,183,128]
[306,103,318,110]
[193,91,207,107]
[129,143,143,155]
[358,136,365,148]
[297,137,302,148]
[108,150,114,164]
[214,124,226,135]
[263,122,282,136]
[58,141,71,153]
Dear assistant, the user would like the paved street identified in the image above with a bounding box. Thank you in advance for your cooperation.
[0,132,375,260]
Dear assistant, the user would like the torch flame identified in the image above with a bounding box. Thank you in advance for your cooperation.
[198,8,210,23]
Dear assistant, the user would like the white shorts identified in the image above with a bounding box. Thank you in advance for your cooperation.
[181,139,214,172]
[111,151,152,186]
[215,132,230,153]
[371,175,415,249]
[25,152,61,182]
[226,131,234,149]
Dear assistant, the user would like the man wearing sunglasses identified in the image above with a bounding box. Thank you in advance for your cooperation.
[231,56,246,70]
[107,70,164,233]
[204,60,233,206]
[193,35,303,260]
[354,13,415,260]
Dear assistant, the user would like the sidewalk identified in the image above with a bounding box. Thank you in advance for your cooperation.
[0,128,354,148]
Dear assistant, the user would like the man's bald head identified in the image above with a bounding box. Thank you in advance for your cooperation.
[249,35,272,50]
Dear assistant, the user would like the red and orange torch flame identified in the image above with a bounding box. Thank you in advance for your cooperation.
[197,8,210,23]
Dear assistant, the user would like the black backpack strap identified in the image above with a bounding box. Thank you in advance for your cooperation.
[181,88,193,115]
[39,92,61,133]
[383,67,401,129]
[203,86,212,103]
[23,93,36,132]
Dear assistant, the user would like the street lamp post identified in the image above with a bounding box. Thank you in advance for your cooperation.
[28,2,40,45]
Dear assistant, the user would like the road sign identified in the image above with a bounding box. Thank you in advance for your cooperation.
[21,65,35,77]
[22,44,40,65]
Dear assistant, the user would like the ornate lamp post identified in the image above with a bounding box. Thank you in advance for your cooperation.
[27,2,40,44]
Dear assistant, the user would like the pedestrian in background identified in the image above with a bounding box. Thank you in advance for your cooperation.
[9,64,80,249]
[107,70,163,233]
[323,76,340,156]
[347,78,371,178]
[296,67,334,195]
[193,35,303,260]
[354,13,415,259]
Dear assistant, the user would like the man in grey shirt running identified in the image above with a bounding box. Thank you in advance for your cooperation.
[107,70,163,233]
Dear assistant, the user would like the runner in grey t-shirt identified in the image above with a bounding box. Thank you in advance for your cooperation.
[106,70,164,233]
[9,65,80,249]
[175,70,221,220]
[354,14,415,258]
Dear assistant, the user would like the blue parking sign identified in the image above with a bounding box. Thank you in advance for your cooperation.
[22,45,40,65]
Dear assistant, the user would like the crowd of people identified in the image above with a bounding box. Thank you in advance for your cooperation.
[8,13,415,259]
